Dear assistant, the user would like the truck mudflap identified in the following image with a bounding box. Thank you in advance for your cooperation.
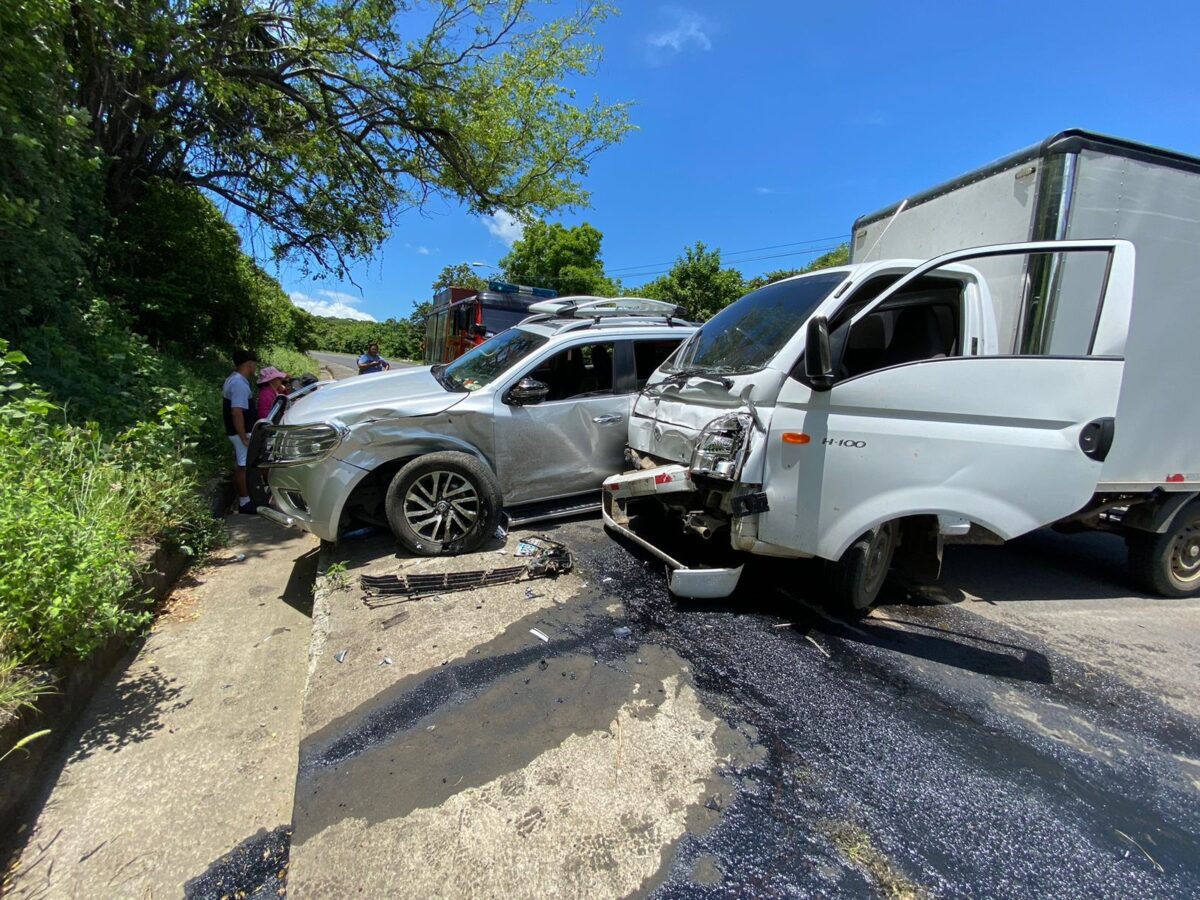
[601,467,744,599]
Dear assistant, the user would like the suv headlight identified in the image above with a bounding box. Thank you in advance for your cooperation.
[259,423,346,467]
[691,413,753,480]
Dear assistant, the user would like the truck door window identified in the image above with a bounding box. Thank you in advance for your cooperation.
[634,339,685,388]
[832,278,964,379]
[529,342,615,401]
[1019,251,1111,355]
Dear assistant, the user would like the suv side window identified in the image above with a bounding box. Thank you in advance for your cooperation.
[528,341,615,401]
[634,338,685,388]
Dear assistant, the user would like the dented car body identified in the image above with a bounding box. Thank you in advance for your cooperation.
[251,307,694,550]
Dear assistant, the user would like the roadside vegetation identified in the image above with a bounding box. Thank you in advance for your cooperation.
[0,0,630,730]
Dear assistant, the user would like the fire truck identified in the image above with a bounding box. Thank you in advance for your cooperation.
[423,281,557,364]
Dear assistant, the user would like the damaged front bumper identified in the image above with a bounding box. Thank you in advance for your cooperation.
[602,465,743,599]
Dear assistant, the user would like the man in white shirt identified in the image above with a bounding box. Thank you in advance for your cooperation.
[222,350,259,514]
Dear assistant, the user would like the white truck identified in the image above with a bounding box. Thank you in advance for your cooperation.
[602,129,1200,613]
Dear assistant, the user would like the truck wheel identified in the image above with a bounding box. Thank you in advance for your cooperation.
[385,452,502,556]
[1127,502,1200,598]
[824,521,898,617]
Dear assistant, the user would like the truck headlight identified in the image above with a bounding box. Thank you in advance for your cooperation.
[691,413,753,480]
[259,423,346,467]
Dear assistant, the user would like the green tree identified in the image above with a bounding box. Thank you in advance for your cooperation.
[65,0,632,275]
[500,220,617,296]
[433,264,487,293]
[639,242,746,320]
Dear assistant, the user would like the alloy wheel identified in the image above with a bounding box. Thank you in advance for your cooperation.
[403,470,480,544]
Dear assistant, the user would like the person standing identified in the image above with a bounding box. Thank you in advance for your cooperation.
[256,366,289,420]
[357,341,391,375]
[223,349,258,514]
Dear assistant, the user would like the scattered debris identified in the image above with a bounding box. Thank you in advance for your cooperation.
[804,635,831,659]
[1115,828,1164,873]
[334,649,349,664]
[613,626,632,639]
[530,628,550,643]
[342,526,379,541]
[379,657,394,667]
[772,622,793,629]
[234,553,246,562]
[360,536,573,605]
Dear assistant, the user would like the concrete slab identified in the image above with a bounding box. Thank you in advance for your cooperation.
[287,527,756,898]
[4,517,318,899]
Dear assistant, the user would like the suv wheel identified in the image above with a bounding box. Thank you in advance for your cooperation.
[385,452,503,556]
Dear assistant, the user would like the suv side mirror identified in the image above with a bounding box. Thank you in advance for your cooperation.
[804,316,834,391]
[506,376,550,406]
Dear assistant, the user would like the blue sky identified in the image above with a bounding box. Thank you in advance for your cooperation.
[275,1,1200,322]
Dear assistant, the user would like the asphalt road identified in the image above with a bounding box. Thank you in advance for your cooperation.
[569,522,1200,897]
[309,351,418,378]
[288,515,1199,897]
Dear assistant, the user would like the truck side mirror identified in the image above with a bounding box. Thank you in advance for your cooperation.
[505,376,550,406]
[804,316,835,391]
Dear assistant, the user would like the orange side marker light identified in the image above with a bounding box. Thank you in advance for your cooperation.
[781,432,811,445]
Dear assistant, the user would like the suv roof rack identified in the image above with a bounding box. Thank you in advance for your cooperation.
[527,296,688,320]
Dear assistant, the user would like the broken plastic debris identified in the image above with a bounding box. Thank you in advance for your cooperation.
[494,523,508,539]
[234,553,246,562]
[516,541,538,557]
[613,626,632,639]
[530,628,550,643]
[334,649,349,664]
[379,657,394,667]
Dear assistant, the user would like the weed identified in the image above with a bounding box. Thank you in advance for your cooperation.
[0,656,55,725]
[820,819,927,899]
[323,561,351,590]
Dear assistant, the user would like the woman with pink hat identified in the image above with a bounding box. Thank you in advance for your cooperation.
[256,366,289,420]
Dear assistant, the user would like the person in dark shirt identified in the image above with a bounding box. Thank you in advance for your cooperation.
[222,349,258,514]
[357,342,391,375]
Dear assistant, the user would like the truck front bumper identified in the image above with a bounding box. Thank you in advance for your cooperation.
[601,466,743,599]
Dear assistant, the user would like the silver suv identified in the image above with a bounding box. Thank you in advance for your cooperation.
[252,298,695,555]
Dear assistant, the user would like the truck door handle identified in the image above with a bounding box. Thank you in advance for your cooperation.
[1079,417,1115,462]
[593,414,624,425]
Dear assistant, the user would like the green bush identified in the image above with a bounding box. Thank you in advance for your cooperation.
[262,347,319,380]
[0,341,219,664]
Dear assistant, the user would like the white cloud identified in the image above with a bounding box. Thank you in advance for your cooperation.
[405,242,436,255]
[290,289,377,322]
[480,210,526,247]
[416,246,432,255]
[647,9,712,58]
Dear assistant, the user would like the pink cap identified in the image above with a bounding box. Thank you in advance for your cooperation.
[257,366,289,385]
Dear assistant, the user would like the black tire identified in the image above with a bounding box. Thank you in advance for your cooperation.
[385,452,502,556]
[823,520,898,617]
[1127,502,1200,598]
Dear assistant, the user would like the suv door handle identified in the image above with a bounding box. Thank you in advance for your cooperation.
[593,414,624,425]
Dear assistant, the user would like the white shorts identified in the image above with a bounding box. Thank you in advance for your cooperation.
[229,434,248,467]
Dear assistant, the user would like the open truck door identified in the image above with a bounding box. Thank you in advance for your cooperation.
[761,240,1136,575]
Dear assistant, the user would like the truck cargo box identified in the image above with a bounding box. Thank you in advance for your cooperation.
[851,130,1200,492]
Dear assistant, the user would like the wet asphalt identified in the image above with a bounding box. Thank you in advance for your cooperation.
[545,519,1200,898]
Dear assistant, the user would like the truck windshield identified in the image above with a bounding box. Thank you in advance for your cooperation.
[438,327,548,392]
[666,271,847,374]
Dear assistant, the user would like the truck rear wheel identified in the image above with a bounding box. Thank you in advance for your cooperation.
[824,520,898,617]
[385,452,502,556]
[1127,502,1200,598]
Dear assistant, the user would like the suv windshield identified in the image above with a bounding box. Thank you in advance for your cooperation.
[666,271,847,374]
[439,328,549,391]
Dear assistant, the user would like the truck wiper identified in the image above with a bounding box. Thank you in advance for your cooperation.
[658,369,734,389]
